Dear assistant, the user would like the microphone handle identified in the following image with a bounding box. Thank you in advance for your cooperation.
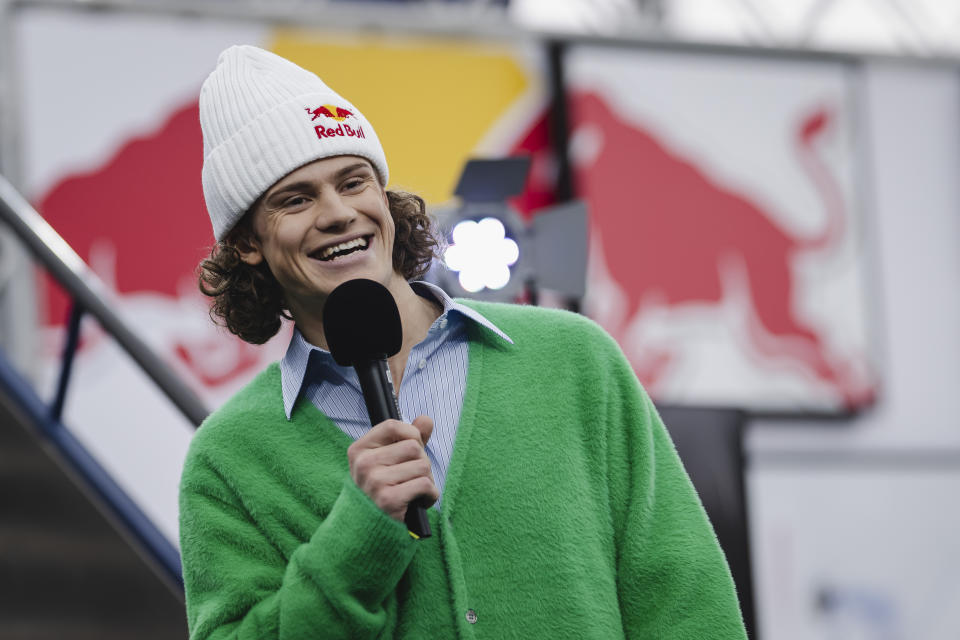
[354,358,432,539]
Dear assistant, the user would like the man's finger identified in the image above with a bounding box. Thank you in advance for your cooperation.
[376,476,441,520]
[354,419,421,448]
[356,438,426,469]
[366,457,434,491]
[412,415,434,447]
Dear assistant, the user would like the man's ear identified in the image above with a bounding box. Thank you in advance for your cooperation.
[232,229,264,266]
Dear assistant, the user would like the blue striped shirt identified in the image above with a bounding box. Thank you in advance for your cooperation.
[279,282,512,506]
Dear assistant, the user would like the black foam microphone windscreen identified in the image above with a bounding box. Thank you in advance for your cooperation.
[323,278,403,365]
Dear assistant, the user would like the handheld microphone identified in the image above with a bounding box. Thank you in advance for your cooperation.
[322,278,432,539]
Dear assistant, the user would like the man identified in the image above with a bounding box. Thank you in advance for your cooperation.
[179,45,747,639]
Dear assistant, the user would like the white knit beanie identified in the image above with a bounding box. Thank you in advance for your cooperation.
[200,45,389,241]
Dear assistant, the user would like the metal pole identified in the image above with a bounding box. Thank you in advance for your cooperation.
[50,302,84,423]
[0,175,209,427]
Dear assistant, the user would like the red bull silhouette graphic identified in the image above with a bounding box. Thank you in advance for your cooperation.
[306,105,334,120]
[505,110,558,218]
[305,104,355,122]
[36,100,277,391]
[568,91,873,409]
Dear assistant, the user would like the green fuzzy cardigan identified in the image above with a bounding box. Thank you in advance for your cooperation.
[179,301,747,639]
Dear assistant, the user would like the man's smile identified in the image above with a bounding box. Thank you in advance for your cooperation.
[310,234,373,262]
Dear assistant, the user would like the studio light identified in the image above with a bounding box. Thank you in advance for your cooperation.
[443,218,519,292]
[429,157,588,305]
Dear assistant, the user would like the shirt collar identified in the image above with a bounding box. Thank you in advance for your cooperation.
[413,281,513,345]
[279,281,512,420]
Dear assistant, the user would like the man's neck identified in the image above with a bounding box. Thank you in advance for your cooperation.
[387,281,443,390]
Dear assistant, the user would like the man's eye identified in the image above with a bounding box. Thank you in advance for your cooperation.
[343,177,368,191]
[283,196,309,208]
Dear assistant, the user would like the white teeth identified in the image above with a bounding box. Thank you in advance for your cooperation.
[319,237,369,259]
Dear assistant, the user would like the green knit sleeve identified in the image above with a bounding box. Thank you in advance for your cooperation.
[179,450,417,640]
[602,344,748,639]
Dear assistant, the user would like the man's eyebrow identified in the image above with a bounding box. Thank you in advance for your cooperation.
[265,181,314,204]
[334,162,374,179]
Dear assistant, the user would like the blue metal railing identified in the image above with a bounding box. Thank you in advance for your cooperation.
[0,173,209,590]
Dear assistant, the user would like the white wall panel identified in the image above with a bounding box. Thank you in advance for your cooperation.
[747,62,960,639]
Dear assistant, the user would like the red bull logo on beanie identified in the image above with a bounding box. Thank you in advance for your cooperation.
[305,104,364,140]
[305,104,355,122]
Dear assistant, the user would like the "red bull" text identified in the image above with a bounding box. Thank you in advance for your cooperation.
[314,123,365,139]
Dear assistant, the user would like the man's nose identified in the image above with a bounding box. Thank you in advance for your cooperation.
[314,193,357,231]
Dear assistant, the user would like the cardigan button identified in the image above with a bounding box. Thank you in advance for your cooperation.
[465,609,477,624]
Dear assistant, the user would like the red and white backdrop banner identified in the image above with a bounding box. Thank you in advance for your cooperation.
[566,46,878,413]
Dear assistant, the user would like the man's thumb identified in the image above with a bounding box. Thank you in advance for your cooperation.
[412,415,434,447]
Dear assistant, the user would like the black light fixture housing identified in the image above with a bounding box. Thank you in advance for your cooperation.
[430,157,588,305]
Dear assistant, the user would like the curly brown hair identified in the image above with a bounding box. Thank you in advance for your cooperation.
[198,189,439,344]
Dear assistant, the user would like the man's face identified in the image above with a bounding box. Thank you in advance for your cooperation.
[238,155,402,317]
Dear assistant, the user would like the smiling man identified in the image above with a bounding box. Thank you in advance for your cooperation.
[178,45,748,640]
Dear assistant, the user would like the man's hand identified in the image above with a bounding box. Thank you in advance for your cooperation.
[347,416,439,522]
